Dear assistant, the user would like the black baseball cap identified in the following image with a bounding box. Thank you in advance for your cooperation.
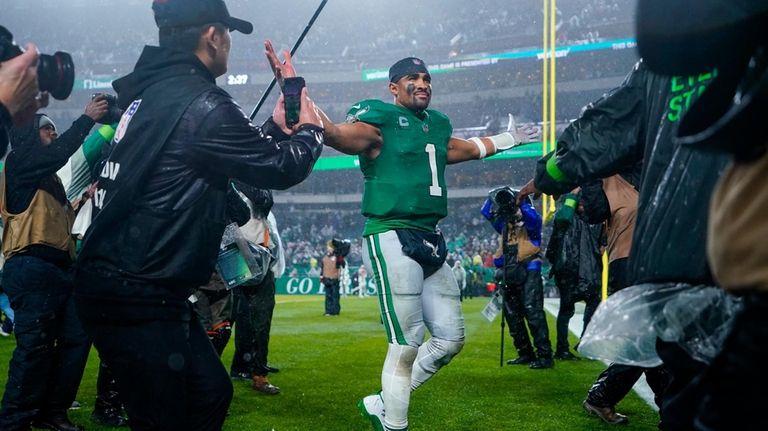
[389,57,430,83]
[152,0,253,35]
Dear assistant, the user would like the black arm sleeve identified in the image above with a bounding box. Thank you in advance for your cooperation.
[534,63,649,195]
[182,100,323,190]
[5,115,95,213]
[261,116,291,141]
[580,179,611,225]
[8,115,95,186]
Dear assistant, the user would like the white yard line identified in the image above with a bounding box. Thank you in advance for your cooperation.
[544,298,658,411]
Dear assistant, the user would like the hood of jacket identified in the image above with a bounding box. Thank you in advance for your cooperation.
[8,113,45,150]
[113,46,215,110]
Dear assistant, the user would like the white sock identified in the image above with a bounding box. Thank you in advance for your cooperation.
[381,343,417,430]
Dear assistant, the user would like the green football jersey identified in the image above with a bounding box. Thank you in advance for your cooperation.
[346,99,453,235]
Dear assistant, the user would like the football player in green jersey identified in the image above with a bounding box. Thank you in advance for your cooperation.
[266,45,537,431]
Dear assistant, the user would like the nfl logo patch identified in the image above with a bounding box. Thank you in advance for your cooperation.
[114,99,142,144]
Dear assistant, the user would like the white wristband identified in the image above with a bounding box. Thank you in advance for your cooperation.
[470,137,487,159]
[489,131,517,152]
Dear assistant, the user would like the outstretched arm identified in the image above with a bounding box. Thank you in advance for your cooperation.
[447,116,539,164]
[317,108,382,157]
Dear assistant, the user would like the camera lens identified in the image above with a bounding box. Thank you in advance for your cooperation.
[37,51,75,100]
[495,189,513,206]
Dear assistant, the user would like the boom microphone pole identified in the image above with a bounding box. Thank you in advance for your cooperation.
[249,0,329,120]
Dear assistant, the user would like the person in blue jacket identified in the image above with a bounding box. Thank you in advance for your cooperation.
[483,189,553,369]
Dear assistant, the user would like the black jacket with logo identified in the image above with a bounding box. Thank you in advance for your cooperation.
[75,46,323,321]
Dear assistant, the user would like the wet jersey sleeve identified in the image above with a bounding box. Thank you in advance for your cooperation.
[345,99,390,127]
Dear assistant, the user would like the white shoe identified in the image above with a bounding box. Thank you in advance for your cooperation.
[358,393,385,431]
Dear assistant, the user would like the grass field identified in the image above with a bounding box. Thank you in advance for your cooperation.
[0,295,658,430]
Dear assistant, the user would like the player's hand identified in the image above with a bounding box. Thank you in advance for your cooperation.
[264,39,296,88]
[507,114,539,144]
[295,88,323,132]
[517,179,542,204]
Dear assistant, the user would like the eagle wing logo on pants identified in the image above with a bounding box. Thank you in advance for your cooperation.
[423,239,439,258]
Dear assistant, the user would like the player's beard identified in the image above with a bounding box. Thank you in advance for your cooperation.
[406,83,431,111]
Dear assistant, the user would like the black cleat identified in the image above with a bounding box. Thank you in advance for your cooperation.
[506,356,534,365]
[529,357,554,369]
[554,351,580,360]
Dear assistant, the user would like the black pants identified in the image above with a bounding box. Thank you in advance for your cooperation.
[587,363,670,409]
[502,270,552,359]
[692,292,768,431]
[95,361,123,413]
[586,258,671,414]
[231,271,276,377]
[324,278,341,315]
[192,287,233,356]
[82,313,232,431]
[655,340,706,430]
[0,256,90,431]
[555,274,600,353]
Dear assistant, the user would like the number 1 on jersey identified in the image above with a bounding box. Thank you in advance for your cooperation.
[425,143,442,197]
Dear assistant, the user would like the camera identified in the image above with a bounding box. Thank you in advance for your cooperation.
[92,93,123,124]
[331,238,351,258]
[488,186,520,219]
[0,26,75,100]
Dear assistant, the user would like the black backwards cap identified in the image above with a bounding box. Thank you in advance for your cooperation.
[389,57,430,83]
[152,0,253,34]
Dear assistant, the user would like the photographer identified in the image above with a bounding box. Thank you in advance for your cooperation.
[229,183,285,395]
[482,188,553,369]
[546,190,603,360]
[322,239,349,316]
[0,98,108,431]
